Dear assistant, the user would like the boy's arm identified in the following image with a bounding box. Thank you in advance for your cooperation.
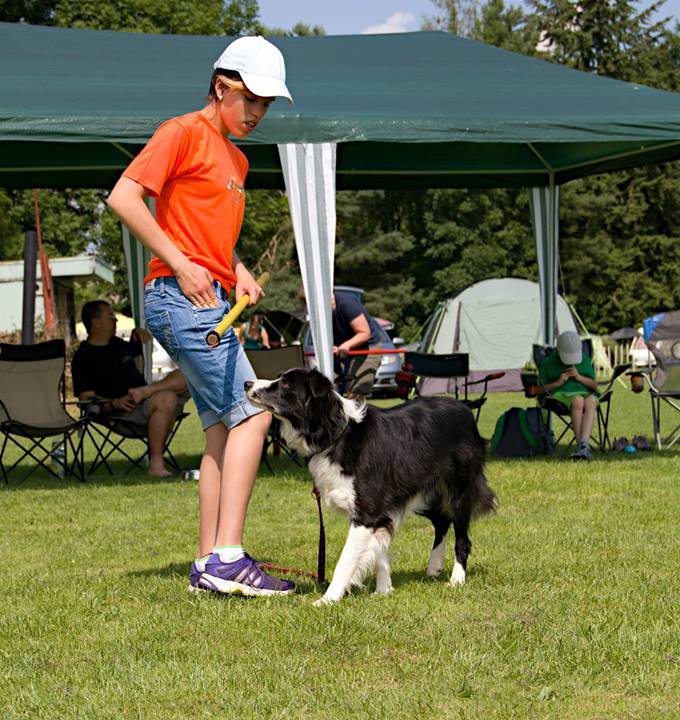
[107,176,218,308]
[574,361,598,392]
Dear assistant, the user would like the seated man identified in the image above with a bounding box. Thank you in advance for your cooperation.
[331,291,384,396]
[538,330,599,460]
[72,300,189,477]
[299,286,383,396]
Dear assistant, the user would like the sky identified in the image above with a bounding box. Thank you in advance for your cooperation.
[257,0,680,35]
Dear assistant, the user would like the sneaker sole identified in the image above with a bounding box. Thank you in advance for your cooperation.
[198,573,294,597]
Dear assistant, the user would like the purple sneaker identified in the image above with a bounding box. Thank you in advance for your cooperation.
[188,560,207,593]
[199,553,295,596]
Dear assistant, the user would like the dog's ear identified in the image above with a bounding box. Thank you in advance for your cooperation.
[308,369,333,399]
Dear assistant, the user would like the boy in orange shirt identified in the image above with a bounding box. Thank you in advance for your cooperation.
[108,36,294,596]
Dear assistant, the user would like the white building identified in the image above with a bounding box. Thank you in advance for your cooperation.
[0,255,114,343]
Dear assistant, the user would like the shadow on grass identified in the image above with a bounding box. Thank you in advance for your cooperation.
[128,560,323,595]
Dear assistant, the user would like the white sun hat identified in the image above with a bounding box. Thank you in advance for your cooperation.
[556,330,583,365]
[214,36,293,103]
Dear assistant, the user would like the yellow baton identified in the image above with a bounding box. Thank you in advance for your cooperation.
[205,272,270,347]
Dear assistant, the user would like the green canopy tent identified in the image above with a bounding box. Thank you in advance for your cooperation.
[3,22,680,374]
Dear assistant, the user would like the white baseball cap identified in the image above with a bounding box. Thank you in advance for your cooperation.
[213,36,293,103]
[556,331,582,365]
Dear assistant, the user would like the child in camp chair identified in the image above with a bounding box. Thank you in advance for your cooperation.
[538,330,599,460]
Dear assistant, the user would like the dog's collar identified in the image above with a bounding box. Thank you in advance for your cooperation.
[310,417,352,455]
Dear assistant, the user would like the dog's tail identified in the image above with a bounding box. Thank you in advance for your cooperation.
[472,477,498,518]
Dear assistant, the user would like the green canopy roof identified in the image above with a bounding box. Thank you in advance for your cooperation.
[2,21,680,189]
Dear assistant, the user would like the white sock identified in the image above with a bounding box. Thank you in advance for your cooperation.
[194,555,210,572]
[213,545,245,563]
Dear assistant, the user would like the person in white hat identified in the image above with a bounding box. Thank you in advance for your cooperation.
[538,330,599,460]
[107,37,296,596]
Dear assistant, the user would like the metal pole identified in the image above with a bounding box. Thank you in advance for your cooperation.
[22,230,38,345]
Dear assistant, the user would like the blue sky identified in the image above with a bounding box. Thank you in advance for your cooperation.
[258,0,680,35]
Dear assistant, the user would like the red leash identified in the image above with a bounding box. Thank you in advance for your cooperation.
[259,485,326,584]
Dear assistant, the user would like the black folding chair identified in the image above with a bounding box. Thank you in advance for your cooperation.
[246,345,305,470]
[534,340,629,452]
[0,340,85,484]
[628,310,680,449]
[398,351,505,422]
[83,405,189,476]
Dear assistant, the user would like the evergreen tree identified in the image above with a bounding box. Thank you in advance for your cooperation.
[529,0,680,331]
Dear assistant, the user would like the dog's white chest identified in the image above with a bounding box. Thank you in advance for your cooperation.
[309,454,356,515]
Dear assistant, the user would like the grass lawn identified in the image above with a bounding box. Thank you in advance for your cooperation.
[1,386,679,719]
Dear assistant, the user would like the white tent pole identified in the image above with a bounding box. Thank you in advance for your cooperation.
[278,142,337,379]
[529,179,560,346]
[121,198,153,383]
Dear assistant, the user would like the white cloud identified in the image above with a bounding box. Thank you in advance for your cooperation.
[361,11,416,34]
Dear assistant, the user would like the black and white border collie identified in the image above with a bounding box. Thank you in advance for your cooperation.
[245,368,497,605]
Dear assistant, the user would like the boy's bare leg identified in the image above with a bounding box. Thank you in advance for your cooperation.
[213,412,271,547]
[580,395,597,444]
[198,423,228,557]
[571,395,584,442]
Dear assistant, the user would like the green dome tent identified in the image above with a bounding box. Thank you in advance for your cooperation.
[419,278,579,392]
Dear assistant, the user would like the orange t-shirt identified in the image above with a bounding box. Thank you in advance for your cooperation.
[123,111,248,292]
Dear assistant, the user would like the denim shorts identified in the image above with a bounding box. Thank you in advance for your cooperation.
[143,276,263,430]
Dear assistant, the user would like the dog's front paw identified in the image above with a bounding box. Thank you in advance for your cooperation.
[374,584,393,596]
[426,562,444,577]
[450,562,466,587]
[313,594,338,607]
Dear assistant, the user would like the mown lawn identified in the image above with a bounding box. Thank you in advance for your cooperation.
[1,386,679,719]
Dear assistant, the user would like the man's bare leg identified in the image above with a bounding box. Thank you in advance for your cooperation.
[146,390,179,476]
[129,370,188,404]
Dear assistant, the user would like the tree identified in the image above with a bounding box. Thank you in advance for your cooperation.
[529,0,669,82]
[528,0,680,331]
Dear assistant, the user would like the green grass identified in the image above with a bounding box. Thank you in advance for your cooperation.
[1,387,679,719]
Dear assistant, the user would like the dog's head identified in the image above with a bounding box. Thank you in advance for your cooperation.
[245,368,364,455]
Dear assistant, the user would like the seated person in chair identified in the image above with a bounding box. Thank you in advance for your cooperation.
[538,330,599,461]
[237,313,270,350]
[299,287,383,396]
[72,300,189,477]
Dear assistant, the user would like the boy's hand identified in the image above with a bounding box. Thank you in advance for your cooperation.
[235,267,265,306]
[176,260,219,308]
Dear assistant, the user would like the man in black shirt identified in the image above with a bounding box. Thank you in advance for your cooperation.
[72,300,188,477]
[330,291,384,396]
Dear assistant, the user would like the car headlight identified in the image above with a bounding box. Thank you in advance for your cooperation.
[380,355,398,365]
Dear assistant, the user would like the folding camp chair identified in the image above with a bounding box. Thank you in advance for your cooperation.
[0,340,85,484]
[83,405,189,476]
[246,345,305,470]
[397,351,505,422]
[628,310,680,449]
[534,340,629,452]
